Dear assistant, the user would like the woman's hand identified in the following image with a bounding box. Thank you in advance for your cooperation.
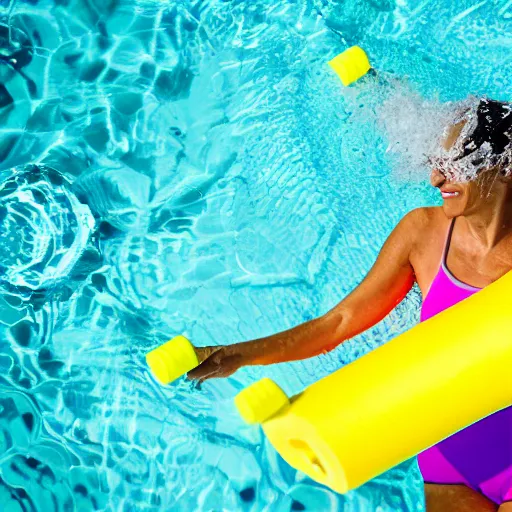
[188,345,247,383]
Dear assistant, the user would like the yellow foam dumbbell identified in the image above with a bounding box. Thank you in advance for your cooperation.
[328,46,371,86]
[146,335,199,384]
[234,377,290,424]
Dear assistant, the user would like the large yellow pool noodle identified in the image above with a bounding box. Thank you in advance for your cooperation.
[234,271,512,493]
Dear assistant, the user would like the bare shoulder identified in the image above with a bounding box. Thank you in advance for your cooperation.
[399,207,447,244]
[404,208,450,285]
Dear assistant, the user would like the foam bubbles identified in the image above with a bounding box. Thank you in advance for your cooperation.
[377,80,455,181]
[429,98,512,182]
[0,165,95,293]
[378,87,512,184]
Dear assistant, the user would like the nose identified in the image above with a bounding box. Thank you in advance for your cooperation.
[430,168,446,188]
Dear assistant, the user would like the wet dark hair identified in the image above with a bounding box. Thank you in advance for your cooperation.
[456,99,512,169]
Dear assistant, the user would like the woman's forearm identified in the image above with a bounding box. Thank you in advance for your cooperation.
[190,213,416,380]
[236,309,350,366]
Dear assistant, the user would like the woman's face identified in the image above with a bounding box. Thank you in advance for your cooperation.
[430,121,502,218]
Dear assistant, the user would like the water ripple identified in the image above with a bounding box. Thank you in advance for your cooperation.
[0,0,508,510]
[0,164,95,302]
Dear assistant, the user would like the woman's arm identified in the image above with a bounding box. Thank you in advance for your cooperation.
[188,209,422,381]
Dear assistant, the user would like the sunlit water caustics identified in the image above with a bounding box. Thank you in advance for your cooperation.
[0,0,510,510]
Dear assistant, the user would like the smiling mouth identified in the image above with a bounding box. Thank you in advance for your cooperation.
[441,191,461,199]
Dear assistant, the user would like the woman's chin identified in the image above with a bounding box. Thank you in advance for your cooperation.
[442,202,465,218]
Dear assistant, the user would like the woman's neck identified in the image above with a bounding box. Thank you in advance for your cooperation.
[461,187,512,249]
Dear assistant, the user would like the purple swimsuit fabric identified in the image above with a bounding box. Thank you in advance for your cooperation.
[418,220,512,505]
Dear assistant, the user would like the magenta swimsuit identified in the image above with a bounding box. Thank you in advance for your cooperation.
[418,219,512,505]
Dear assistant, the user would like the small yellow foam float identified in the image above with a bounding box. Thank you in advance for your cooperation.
[327,46,372,86]
[146,335,198,385]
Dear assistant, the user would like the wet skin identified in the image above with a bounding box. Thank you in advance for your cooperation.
[188,124,512,511]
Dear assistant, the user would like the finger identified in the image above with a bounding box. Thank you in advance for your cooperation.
[192,368,221,386]
[196,369,228,384]
[187,358,219,381]
[194,346,221,364]
[190,362,233,384]
[187,352,242,382]
[196,360,240,383]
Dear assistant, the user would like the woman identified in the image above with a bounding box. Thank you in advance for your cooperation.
[189,98,512,512]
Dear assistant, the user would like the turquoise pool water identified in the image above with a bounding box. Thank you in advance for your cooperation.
[0,0,510,510]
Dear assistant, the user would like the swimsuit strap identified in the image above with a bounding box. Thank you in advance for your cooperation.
[441,217,481,291]
[441,218,456,270]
